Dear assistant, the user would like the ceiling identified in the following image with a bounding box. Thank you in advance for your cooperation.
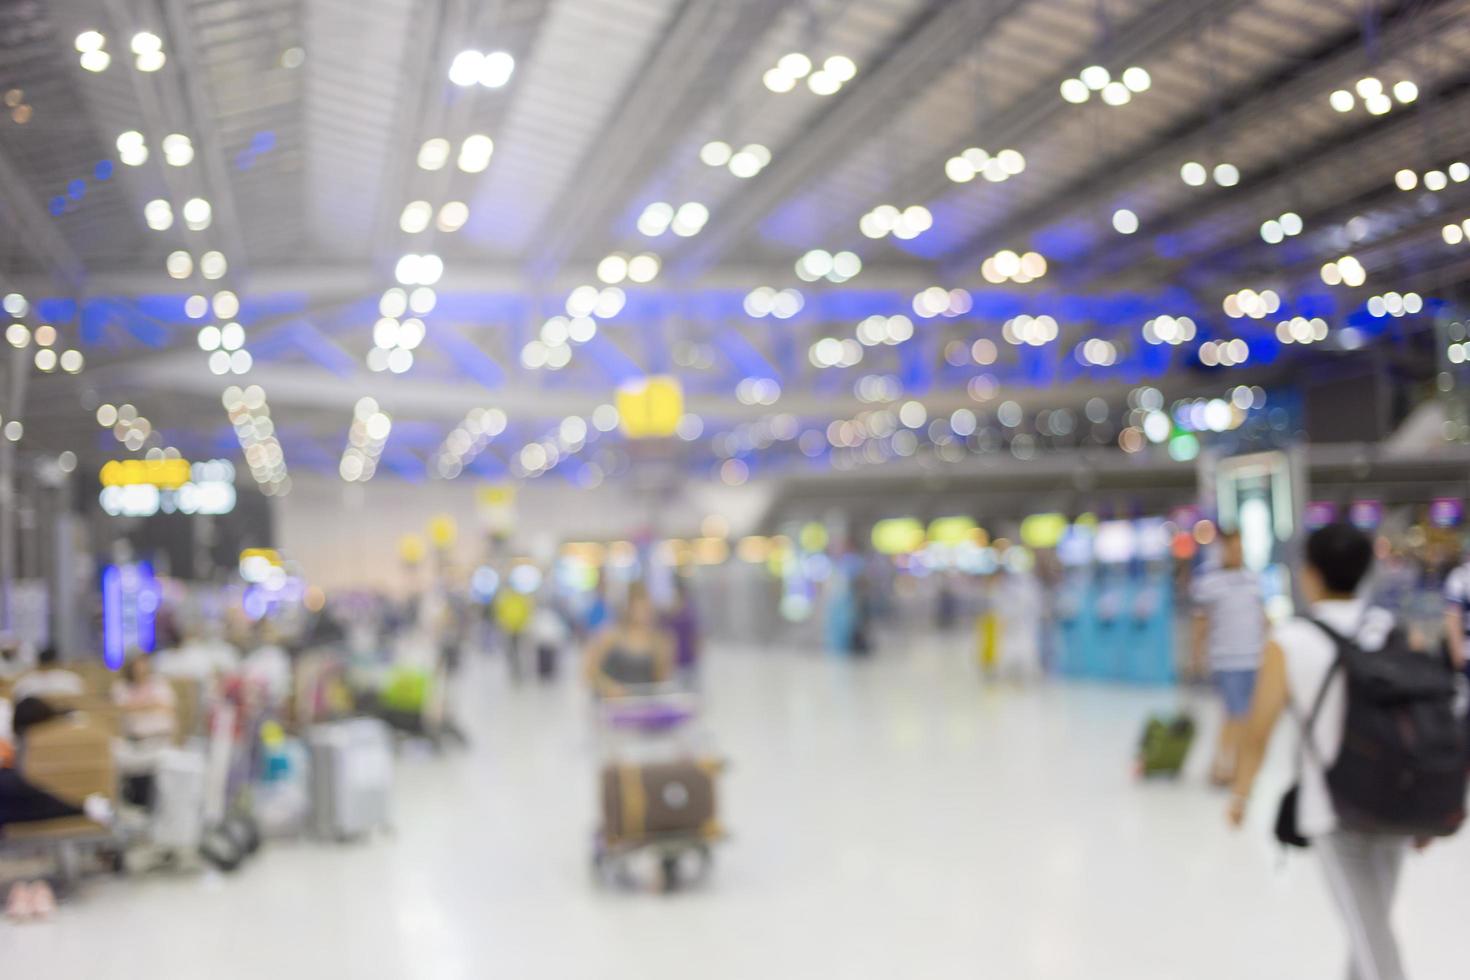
[2,0,1469,491]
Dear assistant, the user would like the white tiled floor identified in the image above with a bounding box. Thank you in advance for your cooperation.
[5,637,1468,978]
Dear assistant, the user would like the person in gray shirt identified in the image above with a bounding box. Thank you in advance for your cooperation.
[1190,532,1267,785]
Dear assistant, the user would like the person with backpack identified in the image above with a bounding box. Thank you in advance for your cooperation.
[1228,523,1466,980]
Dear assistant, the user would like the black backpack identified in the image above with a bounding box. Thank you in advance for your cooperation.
[1284,619,1468,841]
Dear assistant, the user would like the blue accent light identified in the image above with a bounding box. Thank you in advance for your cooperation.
[101,562,160,670]
[94,160,114,181]
[49,196,66,216]
[67,178,86,201]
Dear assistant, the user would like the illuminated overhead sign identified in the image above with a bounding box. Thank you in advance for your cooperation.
[98,459,237,516]
[100,458,192,488]
[616,375,683,439]
[871,517,925,555]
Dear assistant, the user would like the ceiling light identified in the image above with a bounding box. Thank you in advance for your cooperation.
[199,250,227,280]
[597,254,628,284]
[80,50,111,73]
[1393,80,1418,104]
[162,133,193,167]
[1365,93,1392,115]
[1079,65,1110,90]
[627,253,660,283]
[1213,163,1239,186]
[945,156,976,183]
[220,322,245,351]
[182,197,211,230]
[144,199,173,230]
[409,287,436,315]
[1279,212,1303,236]
[213,290,239,318]
[437,201,469,232]
[728,150,761,179]
[1425,170,1448,192]
[1448,162,1469,182]
[762,68,795,93]
[699,140,732,167]
[478,51,515,89]
[1395,168,1418,191]
[1100,82,1131,106]
[1329,89,1355,112]
[418,138,450,170]
[1180,161,1206,186]
[637,201,674,236]
[449,50,483,87]
[166,250,192,279]
[136,50,165,72]
[1059,78,1089,103]
[1356,77,1383,98]
[184,295,208,318]
[130,31,162,55]
[1112,208,1138,234]
[457,134,493,173]
[777,53,812,79]
[400,200,432,234]
[824,56,856,82]
[1260,219,1283,244]
[379,288,407,318]
[1121,66,1151,92]
[117,130,147,165]
[996,149,1025,175]
[75,31,105,52]
[671,201,709,237]
[808,70,840,96]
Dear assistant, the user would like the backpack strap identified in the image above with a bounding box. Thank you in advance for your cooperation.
[1291,618,1349,770]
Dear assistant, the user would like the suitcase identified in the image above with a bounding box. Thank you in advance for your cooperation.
[600,758,722,843]
[153,747,207,850]
[307,718,393,840]
[1138,713,1195,777]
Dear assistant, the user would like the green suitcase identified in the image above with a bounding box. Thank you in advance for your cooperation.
[1138,714,1195,777]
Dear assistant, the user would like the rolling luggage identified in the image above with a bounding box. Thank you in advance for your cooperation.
[1137,713,1195,778]
[600,758,721,843]
[307,718,393,840]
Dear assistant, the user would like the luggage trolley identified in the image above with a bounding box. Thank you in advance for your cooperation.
[591,687,725,892]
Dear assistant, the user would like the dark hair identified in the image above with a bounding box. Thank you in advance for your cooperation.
[37,646,59,667]
[13,696,68,738]
[1305,523,1374,595]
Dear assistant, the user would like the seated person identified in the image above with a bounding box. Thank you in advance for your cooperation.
[0,635,32,681]
[111,654,177,808]
[11,646,84,702]
[583,584,674,698]
[1,697,113,830]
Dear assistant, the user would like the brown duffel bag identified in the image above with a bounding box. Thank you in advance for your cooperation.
[600,758,723,843]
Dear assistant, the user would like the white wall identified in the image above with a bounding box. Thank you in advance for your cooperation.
[270,473,776,593]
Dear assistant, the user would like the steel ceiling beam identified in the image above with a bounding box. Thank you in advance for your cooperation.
[159,0,252,266]
[670,0,1031,278]
[1086,79,1470,294]
[0,149,85,289]
[941,0,1460,275]
[524,0,786,277]
[800,0,1259,254]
